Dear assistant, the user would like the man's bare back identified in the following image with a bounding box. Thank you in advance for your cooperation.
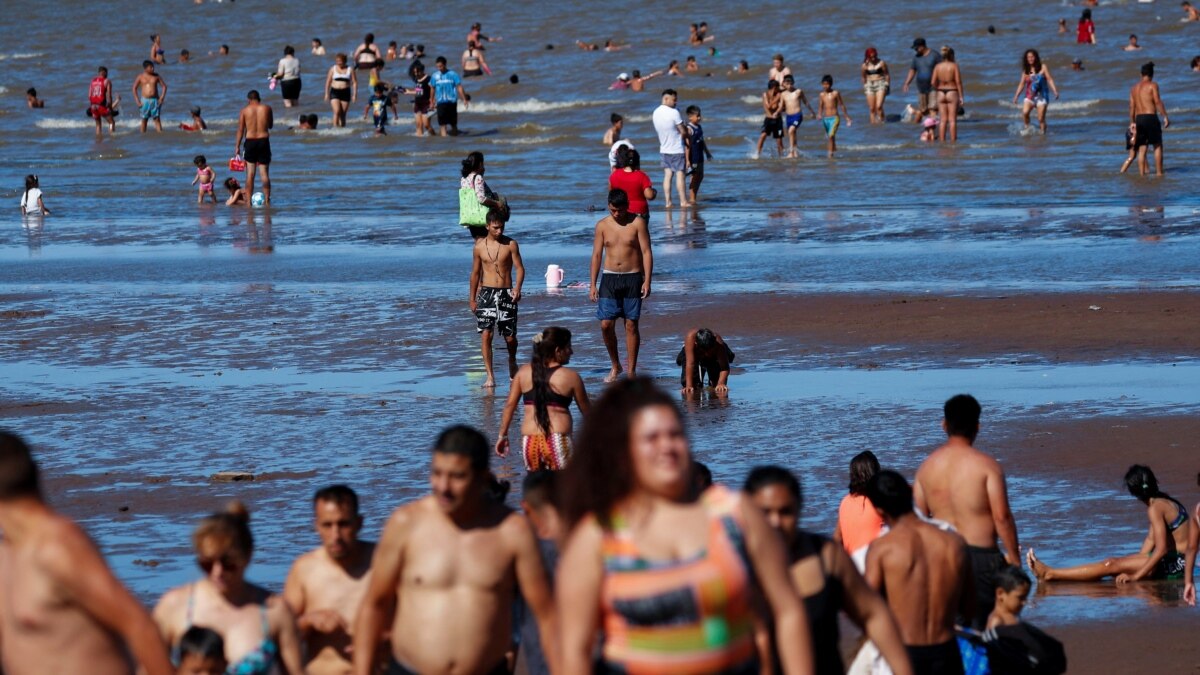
[593,213,649,274]
[0,515,171,675]
[1130,81,1165,118]
[239,101,273,139]
[914,440,1018,557]
[370,496,534,673]
[284,544,374,675]
[866,515,971,646]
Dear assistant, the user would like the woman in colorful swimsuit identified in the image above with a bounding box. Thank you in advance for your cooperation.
[496,326,590,471]
[1028,465,1193,585]
[153,502,302,674]
[1012,49,1059,134]
[557,377,814,675]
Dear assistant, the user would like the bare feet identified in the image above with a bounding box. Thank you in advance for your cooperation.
[664,201,674,208]
[1027,548,1047,580]
[482,376,496,389]
[603,366,623,383]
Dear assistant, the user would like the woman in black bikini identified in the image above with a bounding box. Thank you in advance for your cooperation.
[745,466,913,675]
[324,53,357,127]
[1028,464,1193,584]
[495,326,590,470]
[930,46,963,142]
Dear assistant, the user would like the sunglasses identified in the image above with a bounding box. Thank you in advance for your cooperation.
[197,554,244,573]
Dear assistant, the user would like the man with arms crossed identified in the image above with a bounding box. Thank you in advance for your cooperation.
[590,189,653,383]
[235,89,274,205]
[1129,61,1169,176]
[914,393,1019,631]
[866,470,973,675]
[0,431,172,675]
[652,89,690,208]
[285,485,375,675]
[352,426,557,675]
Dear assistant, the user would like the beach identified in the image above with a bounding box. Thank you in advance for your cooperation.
[3,0,1200,671]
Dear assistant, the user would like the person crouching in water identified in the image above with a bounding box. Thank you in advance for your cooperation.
[678,327,734,394]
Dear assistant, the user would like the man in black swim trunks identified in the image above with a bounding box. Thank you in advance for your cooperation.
[1129,61,1169,176]
[235,89,274,204]
[677,327,734,395]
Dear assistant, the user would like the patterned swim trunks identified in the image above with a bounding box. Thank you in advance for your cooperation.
[522,433,572,470]
[475,286,517,336]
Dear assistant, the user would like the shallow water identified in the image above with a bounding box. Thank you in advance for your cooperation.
[2,0,1200,631]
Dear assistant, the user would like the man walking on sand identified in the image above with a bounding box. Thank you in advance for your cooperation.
[284,485,375,675]
[0,431,173,675]
[235,89,274,204]
[652,89,690,208]
[352,426,557,675]
[590,189,653,383]
[1129,61,1169,176]
[914,394,1020,631]
[866,470,973,675]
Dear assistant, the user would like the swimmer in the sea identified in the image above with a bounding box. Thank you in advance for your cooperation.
[150,33,166,64]
[26,87,45,108]
[685,56,699,72]
[311,38,326,56]
[179,106,206,132]
[1184,1,1200,22]
[630,69,662,92]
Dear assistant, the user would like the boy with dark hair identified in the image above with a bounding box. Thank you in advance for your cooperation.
[684,105,713,202]
[754,79,784,158]
[470,208,525,388]
[177,627,227,675]
[986,566,1031,629]
[589,189,653,382]
[365,82,397,135]
[818,74,852,158]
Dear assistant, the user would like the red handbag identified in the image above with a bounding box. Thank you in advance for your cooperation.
[229,155,246,172]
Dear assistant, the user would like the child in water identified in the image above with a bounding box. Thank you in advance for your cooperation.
[192,156,217,204]
[176,626,227,675]
[224,177,247,206]
[364,82,397,135]
[986,566,1031,629]
[19,175,50,215]
[920,116,938,142]
[26,88,45,108]
[1120,122,1138,173]
[179,106,207,132]
[817,74,852,158]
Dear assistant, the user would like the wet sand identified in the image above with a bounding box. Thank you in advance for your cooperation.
[647,291,1200,365]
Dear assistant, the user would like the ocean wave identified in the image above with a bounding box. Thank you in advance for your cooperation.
[0,52,45,61]
[468,98,617,114]
[487,135,565,145]
[843,143,905,151]
[0,86,7,94]
[310,126,358,136]
[740,95,759,105]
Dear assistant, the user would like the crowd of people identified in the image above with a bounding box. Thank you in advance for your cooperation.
[2,388,1197,674]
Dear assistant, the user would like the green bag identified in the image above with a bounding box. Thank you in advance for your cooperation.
[459,186,489,226]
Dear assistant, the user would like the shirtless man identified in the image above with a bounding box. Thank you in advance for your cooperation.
[914,394,1019,631]
[235,89,274,204]
[351,426,557,675]
[132,59,167,133]
[0,431,173,675]
[629,69,661,92]
[589,189,653,383]
[1183,1,1200,21]
[470,209,525,388]
[781,75,816,158]
[284,485,375,675]
[865,470,973,675]
[1129,61,1169,176]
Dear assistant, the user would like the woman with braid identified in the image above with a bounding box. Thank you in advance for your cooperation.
[496,327,591,470]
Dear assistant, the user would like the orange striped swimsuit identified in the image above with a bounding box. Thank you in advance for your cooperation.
[598,486,759,675]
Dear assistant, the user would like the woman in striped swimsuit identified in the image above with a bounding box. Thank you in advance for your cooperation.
[496,326,590,470]
[557,377,815,674]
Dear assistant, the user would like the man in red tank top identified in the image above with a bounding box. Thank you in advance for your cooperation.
[88,66,116,136]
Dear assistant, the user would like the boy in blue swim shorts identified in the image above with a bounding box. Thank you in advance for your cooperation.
[589,189,653,382]
[132,60,167,133]
[781,74,816,158]
[817,74,851,158]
